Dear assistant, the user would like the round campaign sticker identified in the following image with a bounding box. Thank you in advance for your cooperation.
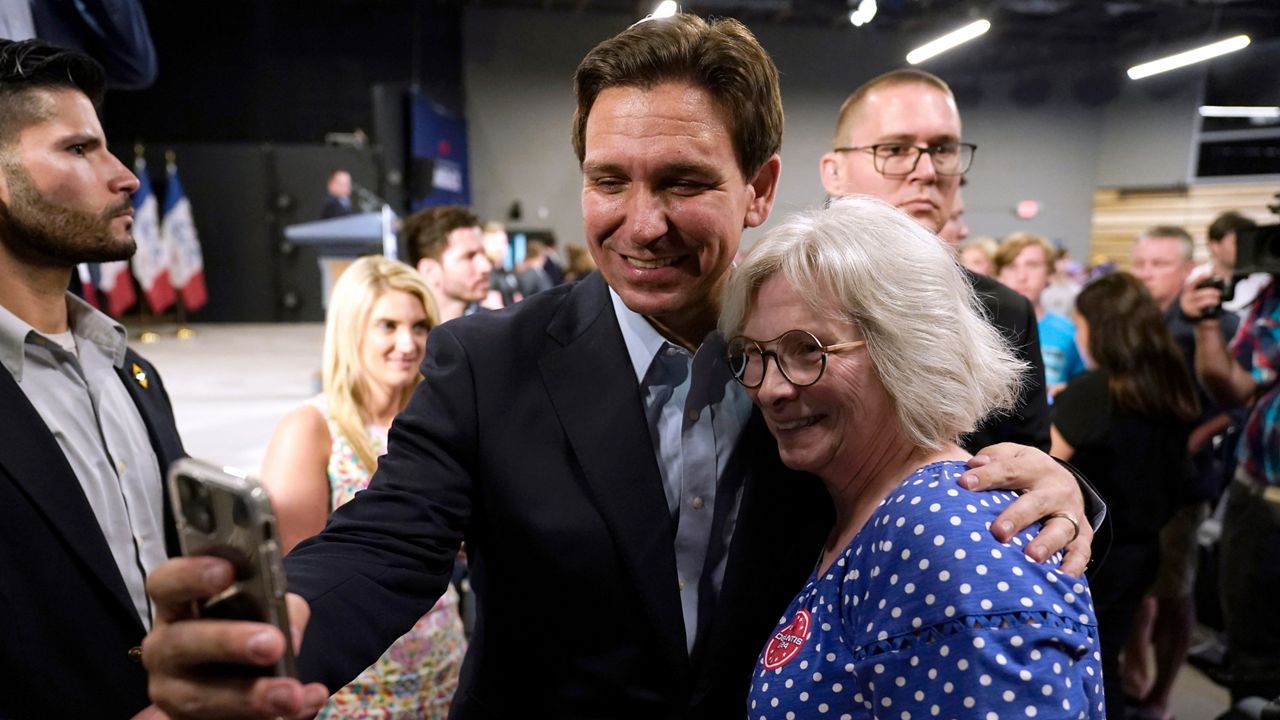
[762,608,811,670]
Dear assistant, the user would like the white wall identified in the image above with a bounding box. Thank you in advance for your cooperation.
[463,7,1203,262]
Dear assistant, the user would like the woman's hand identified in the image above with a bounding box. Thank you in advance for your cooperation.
[961,443,1093,576]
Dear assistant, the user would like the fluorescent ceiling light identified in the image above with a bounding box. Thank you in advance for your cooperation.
[1127,35,1251,80]
[1198,105,1280,119]
[906,20,991,65]
[652,0,678,18]
[849,0,876,27]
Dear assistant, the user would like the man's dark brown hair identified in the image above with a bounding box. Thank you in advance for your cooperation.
[571,14,783,179]
[1208,210,1256,243]
[402,205,480,265]
[0,39,105,146]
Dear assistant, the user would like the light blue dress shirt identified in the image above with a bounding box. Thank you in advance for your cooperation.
[610,289,754,654]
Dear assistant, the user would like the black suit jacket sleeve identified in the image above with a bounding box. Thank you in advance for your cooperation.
[961,270,1051,453]
[959,272,1108,534]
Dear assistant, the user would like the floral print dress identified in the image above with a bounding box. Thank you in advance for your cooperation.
[311,397,468,720]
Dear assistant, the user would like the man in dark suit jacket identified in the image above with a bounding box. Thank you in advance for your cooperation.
[820,71,1055,452]
[144,16,1091,720]
[0,39,184,718]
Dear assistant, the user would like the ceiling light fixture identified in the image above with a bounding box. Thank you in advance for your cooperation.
[1126,35,1251,80]
[1198,105,1280,119]
[906,19,991,65]
[849,0,877,27]
[651,0,678,18]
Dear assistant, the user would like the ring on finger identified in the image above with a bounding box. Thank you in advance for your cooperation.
[1046,511,1080,544]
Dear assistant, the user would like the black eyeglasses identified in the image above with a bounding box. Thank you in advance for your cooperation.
[725,329,865,389]
[832,142,977,178]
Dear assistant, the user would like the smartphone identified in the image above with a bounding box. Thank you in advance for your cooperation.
[167,458,296,677]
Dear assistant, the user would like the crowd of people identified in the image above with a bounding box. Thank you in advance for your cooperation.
[0,10,1276,720]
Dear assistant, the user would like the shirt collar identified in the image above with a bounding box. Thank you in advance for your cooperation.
[0,293,128,380]
[66,292,129,367]
[610,288,675,386]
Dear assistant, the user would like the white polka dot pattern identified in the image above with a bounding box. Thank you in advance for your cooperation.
[747,461,1104,719]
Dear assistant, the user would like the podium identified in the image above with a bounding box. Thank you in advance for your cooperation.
[284,205,399,308]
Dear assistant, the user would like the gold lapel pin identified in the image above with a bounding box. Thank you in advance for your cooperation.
[132,363,149,389]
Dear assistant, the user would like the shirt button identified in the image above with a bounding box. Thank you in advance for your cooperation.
[116,460,127,474]
[692,496,705,510]
[686,409,699,423]
[678,579,686,591]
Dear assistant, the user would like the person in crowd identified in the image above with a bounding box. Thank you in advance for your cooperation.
[958,235,997,276]
[1184,245,1280,708]
[1123,224,1242,720]
[320,170,354,219]
[819,68,1057,457]
[259,255,466,719]
[1189,210,1264,316]
[1051,272,1200,716]
[402,205,492,322]
[725,196,1103,718]
[0,0,157,90]
[937,185,968,246]
[997,232,1086,396]
[143,15,1092,719]
[563,244,597,283]
[1131,226,1196,315]
[515,236,557,297]
[0,39,183,718]
[1041,245,1084,319]
[480,221,520,309]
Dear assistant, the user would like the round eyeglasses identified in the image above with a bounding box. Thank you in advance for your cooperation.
[725,329,865,389]
[832,142,976,178]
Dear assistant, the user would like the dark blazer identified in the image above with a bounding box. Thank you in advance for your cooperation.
[961,269,1052,453]
[0,350,184,719]
[288,272,833,718]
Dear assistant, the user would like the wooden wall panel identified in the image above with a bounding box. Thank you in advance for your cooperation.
[1090,183,1278,270]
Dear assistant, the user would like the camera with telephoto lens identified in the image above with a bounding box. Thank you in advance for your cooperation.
[1200,193,1280,320]
[1235,222,1280,278]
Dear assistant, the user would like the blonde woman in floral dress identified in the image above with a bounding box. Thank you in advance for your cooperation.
[262,255,466,718]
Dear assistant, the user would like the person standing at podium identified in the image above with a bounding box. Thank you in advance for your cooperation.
[321,169,354,219]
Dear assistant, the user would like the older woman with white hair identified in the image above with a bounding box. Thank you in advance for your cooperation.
[727,197,1103,719]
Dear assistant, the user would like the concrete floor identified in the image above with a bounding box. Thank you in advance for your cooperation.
[130,321,1235,719]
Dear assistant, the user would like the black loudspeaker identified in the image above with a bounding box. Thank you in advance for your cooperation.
[409,157,436,202]
[371,82,410,213]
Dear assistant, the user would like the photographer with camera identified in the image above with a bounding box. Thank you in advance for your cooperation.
[1184,212,1280,714]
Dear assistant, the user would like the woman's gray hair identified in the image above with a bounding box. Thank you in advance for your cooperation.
[719,195,1026,451]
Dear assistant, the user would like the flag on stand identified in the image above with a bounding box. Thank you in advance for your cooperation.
[75,263,99,309]
[130,157,176,314]
[160,161,208,311]
[97,259,136,317]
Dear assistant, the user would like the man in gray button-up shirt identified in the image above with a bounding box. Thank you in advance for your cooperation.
[0,38,185,719]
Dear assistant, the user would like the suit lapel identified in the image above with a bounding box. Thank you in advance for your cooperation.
[692,408,832,698]
[0,369,143,628]
[117,351,184,555]
[539,274,691,682]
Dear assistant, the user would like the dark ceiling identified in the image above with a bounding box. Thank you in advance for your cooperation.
[459,0,1280,76]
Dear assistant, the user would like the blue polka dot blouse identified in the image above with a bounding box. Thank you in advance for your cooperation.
[747,460,1105,719]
